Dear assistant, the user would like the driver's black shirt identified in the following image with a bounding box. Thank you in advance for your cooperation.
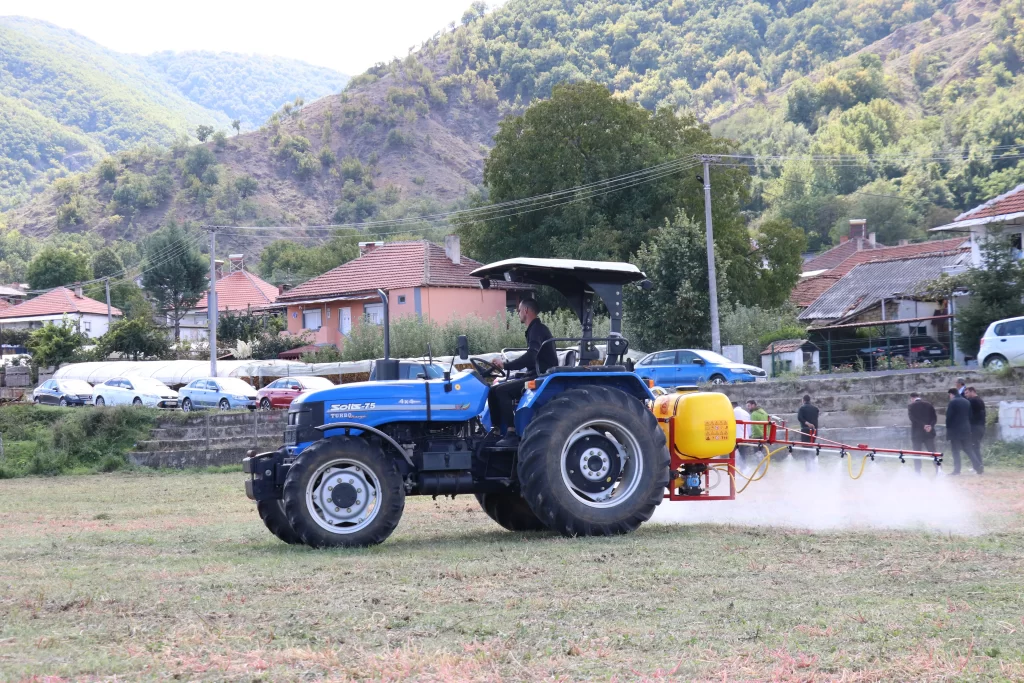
[504,318,558,375]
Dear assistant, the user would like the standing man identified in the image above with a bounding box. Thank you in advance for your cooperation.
[955,377,967,396]
[907,392,937,473]
[965,386,986,475]
[746,400,769,440]
[796,394,819,443]
[944,388,978,475]
[489,298,557,447]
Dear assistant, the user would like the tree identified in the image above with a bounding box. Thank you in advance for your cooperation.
[26,317,87,368]
[26,247,92,291]
[457,82,752,297]
[98,317,170,361]
[235,175,258,198]
[91,247,124,279]
[257,230,359,283]
[753,219,806,308]
[624,211,731,352]
[231,119,241,135]
[945,232,1024,357]
[195,125,214,142]
[141,225,208,341]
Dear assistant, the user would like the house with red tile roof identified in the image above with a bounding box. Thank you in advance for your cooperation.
[0,287,121,338]
[930,183,1024,267]
[277,237,528,349]
[177,265,281,341]
[792,219,969,311]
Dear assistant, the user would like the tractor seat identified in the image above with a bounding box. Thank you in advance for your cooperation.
[545,365,627,374]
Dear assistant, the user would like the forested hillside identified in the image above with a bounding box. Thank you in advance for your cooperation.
[0,17,346,211]
[4,0,1024,275]
[144,52,349,130]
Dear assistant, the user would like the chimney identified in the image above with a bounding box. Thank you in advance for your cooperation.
[214,259,225,281]
[359,241,384,257]
[228,253,245,272]
[898,239,909,247]
[444,234,461,265]
[849,219,866,240]
[839,235,849,244]
[74,284,83,298]
[868,232,876,247]
[278,284,292,295]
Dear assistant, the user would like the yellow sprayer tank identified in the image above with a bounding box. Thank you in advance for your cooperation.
[653,390,736,460]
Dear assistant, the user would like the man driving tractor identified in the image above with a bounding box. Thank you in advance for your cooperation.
[489,297,558,446]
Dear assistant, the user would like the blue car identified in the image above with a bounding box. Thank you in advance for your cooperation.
[634,349,766,387]
[179,377,259,411]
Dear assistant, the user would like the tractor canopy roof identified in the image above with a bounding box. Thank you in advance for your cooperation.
[470,258,647,289]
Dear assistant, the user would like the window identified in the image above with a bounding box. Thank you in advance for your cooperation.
[1003,319,1024,336]
[122,380,134,391]
[83,321,91,334]
[339,307,352,335]
[397,295,406,304]
[303,309,322,330]
[363,303,384,325]
[646,351,676,366]
[268,379,285,389]
[677,351,700,365]
[1012,231,1023,257]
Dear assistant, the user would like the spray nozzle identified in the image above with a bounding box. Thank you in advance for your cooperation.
[898,451,905,464]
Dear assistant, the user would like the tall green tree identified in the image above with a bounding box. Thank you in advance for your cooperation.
[98,317,170,361]
[624,211,731,352]
[26,317,87,368]
[457,82,756,299]
[195,125,214,142]
[91,247,124,279]
[140,224,208,341]
[753,219,807,308]
[26,247,92,291]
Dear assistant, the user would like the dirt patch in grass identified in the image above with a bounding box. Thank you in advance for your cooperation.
[1,470,1023,680]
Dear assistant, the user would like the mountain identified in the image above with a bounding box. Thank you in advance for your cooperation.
[0,16,347,210]
[4,0,1023,261]
[143,51,349,130]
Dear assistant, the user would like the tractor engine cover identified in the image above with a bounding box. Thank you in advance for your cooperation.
[654,391,736,460]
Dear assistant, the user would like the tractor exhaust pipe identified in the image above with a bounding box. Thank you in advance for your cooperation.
[375,288,400,381]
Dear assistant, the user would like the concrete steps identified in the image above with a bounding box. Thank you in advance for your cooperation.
[130,410,288,469]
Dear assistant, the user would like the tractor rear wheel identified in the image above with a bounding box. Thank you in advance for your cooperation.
[256,499,303,544]
[518,385,669,537]
[283,436,405,548]
[475,493,548,532]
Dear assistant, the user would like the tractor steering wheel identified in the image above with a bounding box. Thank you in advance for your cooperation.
[470,357,506,379]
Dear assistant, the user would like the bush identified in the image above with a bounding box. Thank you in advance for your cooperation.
[0,405,159,477]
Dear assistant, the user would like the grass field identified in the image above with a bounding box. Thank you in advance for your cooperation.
[2,466,1024,681]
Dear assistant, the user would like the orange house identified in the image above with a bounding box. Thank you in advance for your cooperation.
[277,237,527,349]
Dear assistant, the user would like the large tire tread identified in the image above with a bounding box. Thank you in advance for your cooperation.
[475,493,548,532]
[257,499,303,545]
[518,385,669,538]
[283,437,405,548]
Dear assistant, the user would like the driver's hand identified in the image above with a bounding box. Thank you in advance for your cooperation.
[492,357,504,369]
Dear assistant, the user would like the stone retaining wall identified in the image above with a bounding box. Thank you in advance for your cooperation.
[130,411,287,469]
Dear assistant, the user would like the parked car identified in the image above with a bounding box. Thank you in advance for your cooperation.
[979,315,1024,369]
[32,379,95,407]
[179,377,259,412]
[634,349,767,386]
[857,335,948,366]
[93,376,179,408]
[368,361,445,381]
[257,376,336,410]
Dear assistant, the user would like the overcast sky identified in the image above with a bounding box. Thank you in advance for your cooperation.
[0,0,498,75]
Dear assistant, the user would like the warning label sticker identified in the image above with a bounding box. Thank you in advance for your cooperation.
[704,420,730,441]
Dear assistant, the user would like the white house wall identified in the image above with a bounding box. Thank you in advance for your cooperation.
[0,312,115,338]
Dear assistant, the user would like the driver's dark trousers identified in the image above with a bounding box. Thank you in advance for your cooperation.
[488,377,532,435]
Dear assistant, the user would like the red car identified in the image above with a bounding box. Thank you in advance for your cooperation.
[257,376,335,410]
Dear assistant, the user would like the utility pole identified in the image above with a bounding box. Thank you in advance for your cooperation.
[208,229,218,377]
[104,278,112,327]
[700,155,722,354]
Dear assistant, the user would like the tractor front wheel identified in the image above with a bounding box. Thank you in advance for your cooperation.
[257,499,303,545]
[518,386,669,537]
[283,437,405,548]
[475,493,548,532]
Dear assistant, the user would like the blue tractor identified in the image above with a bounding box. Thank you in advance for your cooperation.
[243,258,670,547]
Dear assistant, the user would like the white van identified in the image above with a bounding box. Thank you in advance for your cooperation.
[978,315,1024,369]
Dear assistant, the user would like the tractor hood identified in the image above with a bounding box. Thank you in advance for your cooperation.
[291,369,489,428]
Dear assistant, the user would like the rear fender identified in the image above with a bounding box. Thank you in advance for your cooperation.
[513,372,653,434]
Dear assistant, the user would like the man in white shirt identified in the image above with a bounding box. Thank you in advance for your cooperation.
[732,401,751,468]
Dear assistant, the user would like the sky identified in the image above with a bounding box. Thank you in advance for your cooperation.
[0,0,497,75]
